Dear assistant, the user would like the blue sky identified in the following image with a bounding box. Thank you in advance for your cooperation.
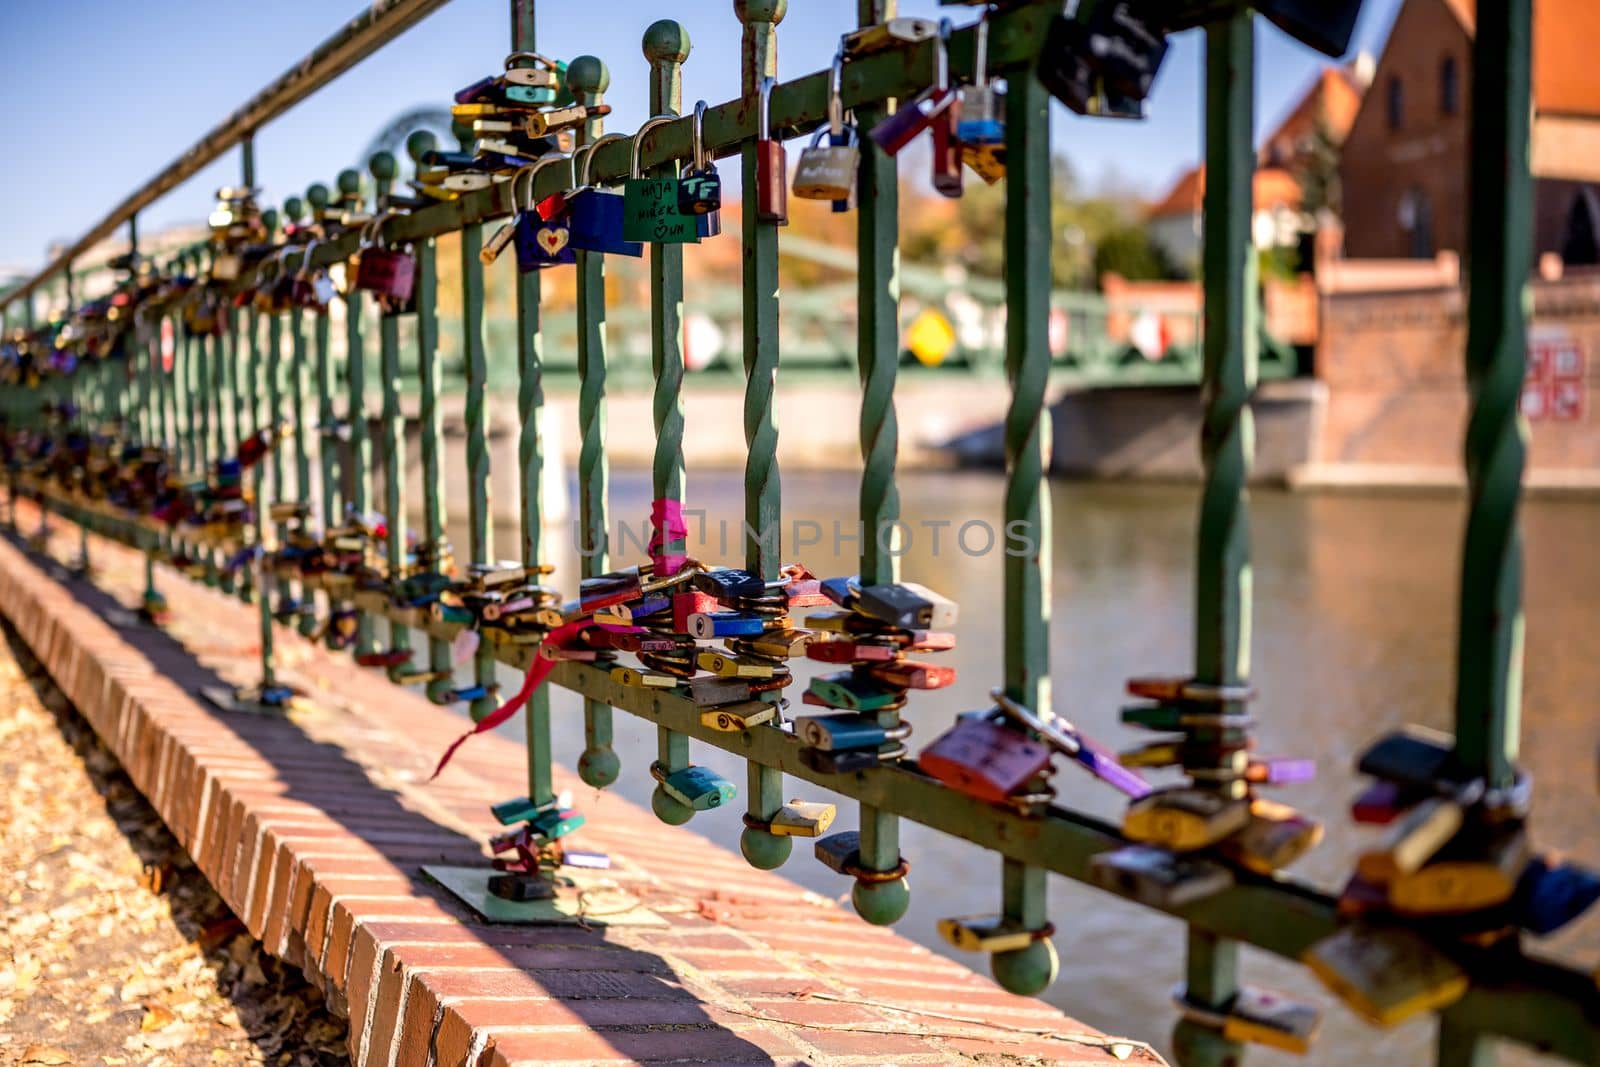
[0,0,1403,273]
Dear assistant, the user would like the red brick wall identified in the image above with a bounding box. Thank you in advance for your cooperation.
[1315,274,1600,471]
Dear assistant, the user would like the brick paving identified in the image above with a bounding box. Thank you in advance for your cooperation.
[0,503,1160,1066]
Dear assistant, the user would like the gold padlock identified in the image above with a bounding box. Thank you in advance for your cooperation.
[769,800,836,838]
[937,915,1039,954]
[1387,826,1530,916]
[696,651,773,679]
[699,701,776,732]
[1356,795,1463,884]
[1218,798,1324,875]
[1304,925,1468,1027]
[1124,788,1251,852]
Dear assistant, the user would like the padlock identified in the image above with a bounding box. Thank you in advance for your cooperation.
[1513,856,1600,936]
[956,12,1004,187]
[919,716,1052,804]
[693,567,766,600]
[937,915,1040,954]
[677,101,722,216]
[794,125,860,202]
[1356,795,1464,884]
[1217,798,1323,875]
[754,77,788,225]
[696,650,774,679]
[801,746,890,775]
[610,666,679,689]
[866,660,956,690]
[1220,987,1322,1055]
[656,765,736,811]
[814,830,863,874]
[351,246,416,304]
[1083,0,1170,102]
[528,807,585,841]
[842,17,937,56]
[769,800,836,838]
[1123,787,1251,852]
[1244,757,1316,786]
[1351,779,1419,824]
[1088,844,1234,908]
[1254,0,1363,59]
[685,674,755,707]
[930,97,964,198]
[700,701,777,732]
[1119,740,1184,769]
[1356,725,1461,790]
[687,611,765,639]
[743,629,811,659]
[503,51,561,88]
[797,712,892,752]
[853,581,957,629]
[565,133,645,258]
[492,794,566,825]
[990,689,1152,799]
[807,639,896,664]
[622,114,700,245]
[869,21,957,156]
[1387,826,1531,916]
[1302,925,1468,1027]
[808,672,904,713]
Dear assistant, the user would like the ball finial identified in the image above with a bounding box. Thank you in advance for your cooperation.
[306,183,330,211]
[642,20,691,65]
[368,151,397,182]
[283,196,305,222]
[260,208,279,236]
[734,0,787,24]
[450,119,475,149]
[566,55,610,99]
[336,169,362,197]
[405,130,437,164]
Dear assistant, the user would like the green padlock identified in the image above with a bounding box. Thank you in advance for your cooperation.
[622,115,700,245]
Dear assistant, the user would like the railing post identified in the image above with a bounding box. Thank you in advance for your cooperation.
[1174,11,1256,1065]
[508,7,556,805]
[990,13,1058,995]
[848,0,907,921]
[406,132,455,704]
[733,0,790,871]
[568,55,621,788]
[249,208,277,686]
[640,19,700,826]
[1437,4,1533,1062]
[273,198,301,618]
[453,129,499,723]
[65,262,93,575]
[339,166,377,656]
[309,182,343,639]
[371,150,411,674]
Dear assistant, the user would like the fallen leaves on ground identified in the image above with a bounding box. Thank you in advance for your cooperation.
[0,627,347,1066]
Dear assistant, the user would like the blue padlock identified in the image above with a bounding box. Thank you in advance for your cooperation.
[514,211,576,271]
[686,611,765,640]
[1514,856,1600,936]
[796,712,886,752]
[566,189,643,257]
[660,766,736,811]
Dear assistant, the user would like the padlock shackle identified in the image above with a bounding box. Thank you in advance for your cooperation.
[971,11,989,91]
[514,152,569,212]
[504,50,557,72]
[758,76,776,141]
[828,51,846,137]
[576,131,627,188]
[936,17,952,93]
[692,100,709,172]
[630,115,677,180]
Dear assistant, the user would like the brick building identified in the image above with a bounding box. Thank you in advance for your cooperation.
[1339,0,1600,264]
[1146,65,1366,273]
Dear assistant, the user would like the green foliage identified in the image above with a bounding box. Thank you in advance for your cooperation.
[1092,223,1178,283]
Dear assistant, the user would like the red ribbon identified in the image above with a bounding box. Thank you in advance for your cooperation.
[649,497,689,577]
[429,619,590,780]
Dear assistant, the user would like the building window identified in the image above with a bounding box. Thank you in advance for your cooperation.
[1440,56,1459,115]
[1398,189,1435,258]
[1388,75,1404,130]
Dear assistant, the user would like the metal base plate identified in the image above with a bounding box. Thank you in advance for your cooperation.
[423,865,667,927]
[199,684,293,716]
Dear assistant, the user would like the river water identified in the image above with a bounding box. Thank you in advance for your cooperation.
[444,470,1597,1065]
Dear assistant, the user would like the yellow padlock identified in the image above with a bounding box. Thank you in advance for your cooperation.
[1302,925,1468,1027]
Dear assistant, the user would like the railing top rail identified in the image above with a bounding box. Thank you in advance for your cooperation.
[0,0,453,315]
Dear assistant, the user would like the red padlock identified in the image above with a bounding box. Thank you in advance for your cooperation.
[920,716,1052,805]
[352,247,416,303]
[755,76,788,225]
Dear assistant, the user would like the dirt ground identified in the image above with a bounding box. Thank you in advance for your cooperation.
[0,623,347,1067]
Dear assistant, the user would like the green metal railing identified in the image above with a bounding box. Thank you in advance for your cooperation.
[3,1,1595,1064]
